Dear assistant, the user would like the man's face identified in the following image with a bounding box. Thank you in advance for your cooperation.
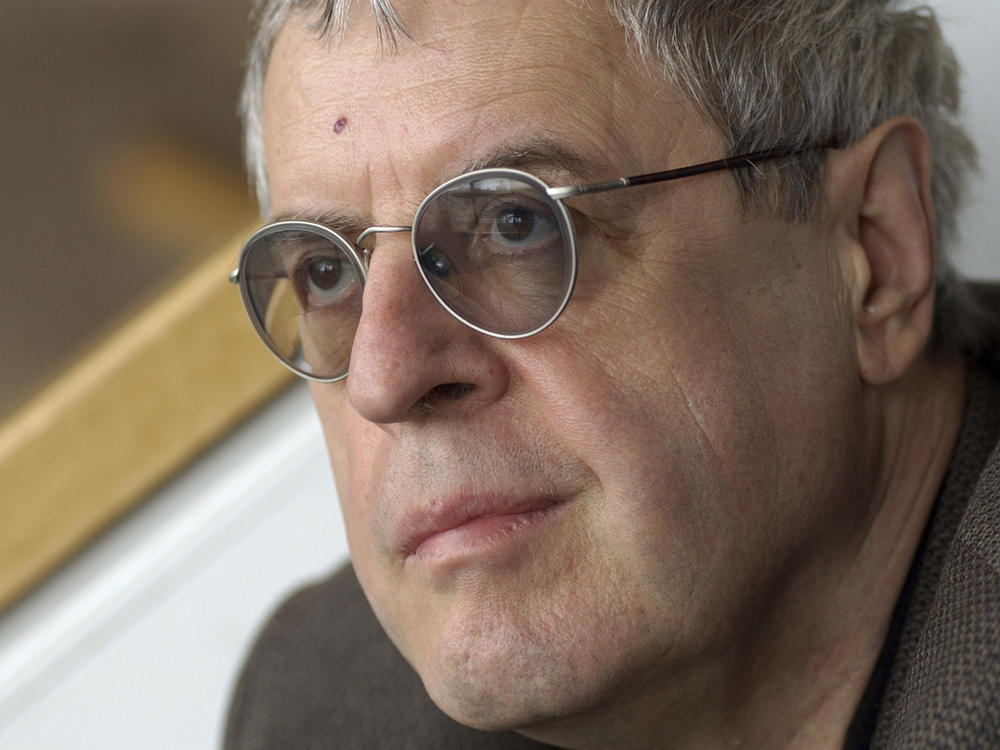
[263,0,866,736]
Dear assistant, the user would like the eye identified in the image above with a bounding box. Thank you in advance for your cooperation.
[308,256,341,290]
[483,200,560,252]
[295,254,352,309]
[493,206,538,243]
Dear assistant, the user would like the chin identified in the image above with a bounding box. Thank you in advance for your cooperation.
[422,661,579,735]
[408,601,637,736]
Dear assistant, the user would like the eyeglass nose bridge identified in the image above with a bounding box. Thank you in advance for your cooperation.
[355,225,412,267]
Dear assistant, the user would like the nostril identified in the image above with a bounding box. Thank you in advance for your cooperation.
[414,382,476,414]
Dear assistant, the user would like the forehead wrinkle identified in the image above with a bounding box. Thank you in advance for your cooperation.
[268,2,689,228]
[371,136,428,222]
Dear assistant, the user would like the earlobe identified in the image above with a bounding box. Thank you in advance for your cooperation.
[833,118,936,385]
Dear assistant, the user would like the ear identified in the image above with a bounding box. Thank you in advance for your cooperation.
[828,117,936,385]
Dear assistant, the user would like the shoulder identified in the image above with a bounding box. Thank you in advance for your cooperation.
[224,564,552,750]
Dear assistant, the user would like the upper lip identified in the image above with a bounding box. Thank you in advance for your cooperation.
[396,492,566,558]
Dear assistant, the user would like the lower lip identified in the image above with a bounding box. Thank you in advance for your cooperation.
[410,503,565,565]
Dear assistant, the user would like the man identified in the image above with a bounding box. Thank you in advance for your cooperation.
[225,0,1000,747]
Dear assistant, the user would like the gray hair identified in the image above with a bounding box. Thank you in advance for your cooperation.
[240,0,993,356]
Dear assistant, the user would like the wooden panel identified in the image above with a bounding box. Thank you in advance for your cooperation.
[0,234,294,610]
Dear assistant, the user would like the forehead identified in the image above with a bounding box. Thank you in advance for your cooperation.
[262,0,706,217]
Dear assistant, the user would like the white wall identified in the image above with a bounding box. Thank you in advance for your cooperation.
[938,0,1000,279]
[0,2,997,749]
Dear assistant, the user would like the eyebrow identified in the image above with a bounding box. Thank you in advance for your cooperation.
[269,134,612,232]
[271,207,372,236]
[460,134,608,182]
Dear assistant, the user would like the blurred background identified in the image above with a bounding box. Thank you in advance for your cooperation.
[0,0,256,421]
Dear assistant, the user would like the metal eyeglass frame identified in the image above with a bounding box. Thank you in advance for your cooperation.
[230,144,828,382]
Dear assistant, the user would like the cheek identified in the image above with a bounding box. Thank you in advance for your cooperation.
[500,334,782,663]
[511,278,786,498]
[504,247,854,596]
[310,384,354,482]
[506,319,763,570]
[309,384,382,554]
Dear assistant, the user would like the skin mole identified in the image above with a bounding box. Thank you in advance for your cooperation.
[334,116,348,134]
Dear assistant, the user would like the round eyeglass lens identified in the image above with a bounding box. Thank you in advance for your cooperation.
[238,222,365,381]
[412,170,576,337]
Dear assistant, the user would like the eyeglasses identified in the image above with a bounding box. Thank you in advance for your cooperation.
[230,145,823,382]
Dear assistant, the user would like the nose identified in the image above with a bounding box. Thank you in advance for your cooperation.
[345,234,509,424]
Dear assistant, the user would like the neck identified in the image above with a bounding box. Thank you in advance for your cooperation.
[765,354,968,749]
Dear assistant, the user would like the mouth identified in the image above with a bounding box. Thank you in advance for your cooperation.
[399,494,569,565]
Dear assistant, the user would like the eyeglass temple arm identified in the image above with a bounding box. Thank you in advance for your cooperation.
[545,144,835,202]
